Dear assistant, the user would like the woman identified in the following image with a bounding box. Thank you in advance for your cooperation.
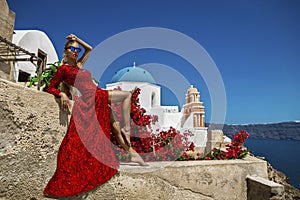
[44,34,147,197]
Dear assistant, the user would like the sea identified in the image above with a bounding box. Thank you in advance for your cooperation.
[244,138,300,190]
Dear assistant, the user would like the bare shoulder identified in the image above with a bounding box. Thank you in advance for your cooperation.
[77,62,83,68]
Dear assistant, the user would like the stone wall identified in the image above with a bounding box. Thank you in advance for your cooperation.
[247,175,284,200]
[0,78,291,200]
[0,79,67,200]
[0,0,15,41]
[0,0,16,81]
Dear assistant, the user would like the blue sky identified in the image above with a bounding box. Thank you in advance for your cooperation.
[7,0,300,124]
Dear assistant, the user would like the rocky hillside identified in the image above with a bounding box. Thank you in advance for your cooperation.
[0,79,67,199]
[207,122,300,140]
[267,161,300,200]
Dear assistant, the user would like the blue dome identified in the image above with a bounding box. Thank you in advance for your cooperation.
[111,66,156,84]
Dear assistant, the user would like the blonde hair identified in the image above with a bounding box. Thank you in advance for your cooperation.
[61,40,77,65]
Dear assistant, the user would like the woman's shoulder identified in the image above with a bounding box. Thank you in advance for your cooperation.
[60,63,82,69]
[58,64,68,69]
[58,64,78,72]
[60,64,72,68]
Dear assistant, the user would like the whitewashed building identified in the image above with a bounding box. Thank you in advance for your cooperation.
[106,63,208,147]
[12,30,58,81]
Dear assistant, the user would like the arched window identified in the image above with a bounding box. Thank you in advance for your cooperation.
[151,92,156,107]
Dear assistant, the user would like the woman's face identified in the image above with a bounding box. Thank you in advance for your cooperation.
[64,41,80,61]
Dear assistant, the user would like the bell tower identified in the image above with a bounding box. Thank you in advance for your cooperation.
[183,85,205,128]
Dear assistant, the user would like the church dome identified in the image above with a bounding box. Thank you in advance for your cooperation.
[111,63,156,84]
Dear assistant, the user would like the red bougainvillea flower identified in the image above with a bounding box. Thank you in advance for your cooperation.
[204,130,249,160]
[110,87,249,162]
[110,87,195,162]
[189,142,195,151]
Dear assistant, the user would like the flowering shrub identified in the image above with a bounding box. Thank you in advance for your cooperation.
[204,130,249,160]
[110,87,249,162]
[110,87,193,162]
[130,88,153,127]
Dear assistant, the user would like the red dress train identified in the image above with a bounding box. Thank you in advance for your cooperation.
[43,64,118,197]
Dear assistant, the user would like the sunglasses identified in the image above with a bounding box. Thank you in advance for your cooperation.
[65,46,82,52]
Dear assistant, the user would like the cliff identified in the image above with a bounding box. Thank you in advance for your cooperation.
[207,122,300,141]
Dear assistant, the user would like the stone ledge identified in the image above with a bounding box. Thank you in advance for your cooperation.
[247,175,284,200]
[106,156,268,200]
[120,155,267,172]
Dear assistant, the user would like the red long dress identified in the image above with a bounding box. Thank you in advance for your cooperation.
[43,64,118,197]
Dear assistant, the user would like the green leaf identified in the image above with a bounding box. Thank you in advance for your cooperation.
[50,65,57,71]
[43,73,49,78]
[28,82,33,87]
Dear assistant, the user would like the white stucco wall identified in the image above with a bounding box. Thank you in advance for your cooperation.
[182,112,194,128]
[162,112,183,130]
[12,30,58,80]
[106,81,161,110]
[180,127,208,147]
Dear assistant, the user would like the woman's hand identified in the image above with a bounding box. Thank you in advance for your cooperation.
[66,34,77,41]
[59,92,71,111]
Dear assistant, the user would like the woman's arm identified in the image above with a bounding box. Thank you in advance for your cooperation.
[47,65,65,97]
[66,34,92,68]
[47,65,71,110]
